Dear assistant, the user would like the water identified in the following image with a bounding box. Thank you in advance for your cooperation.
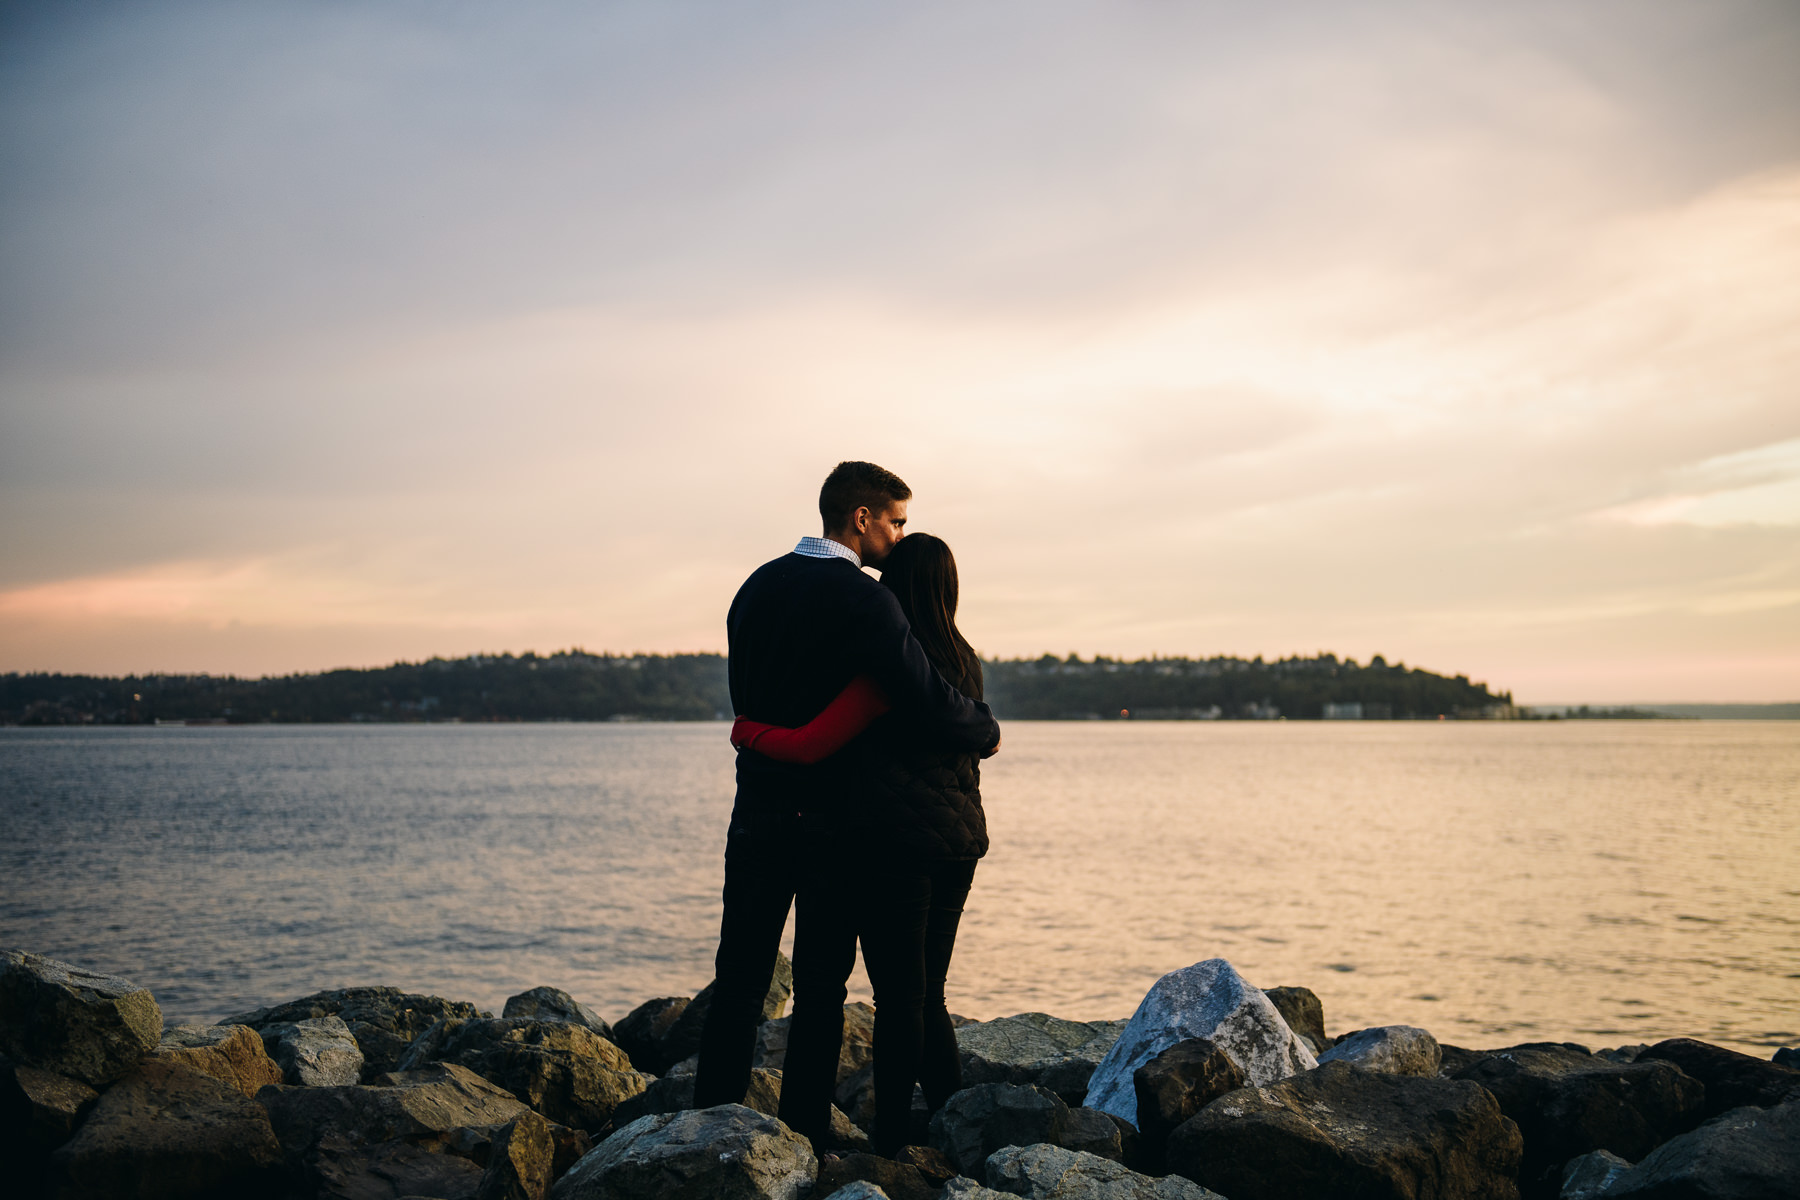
[1,722,1795,1056]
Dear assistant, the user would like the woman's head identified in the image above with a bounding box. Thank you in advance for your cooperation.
[881,533,982,698]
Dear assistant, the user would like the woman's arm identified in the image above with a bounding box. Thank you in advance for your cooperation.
[731,675,892,765]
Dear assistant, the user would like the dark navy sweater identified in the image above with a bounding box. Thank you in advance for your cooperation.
[727,552,1000,821]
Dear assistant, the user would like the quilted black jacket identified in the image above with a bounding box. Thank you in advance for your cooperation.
[842,709,990,866]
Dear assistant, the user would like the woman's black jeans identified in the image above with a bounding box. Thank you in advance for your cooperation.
[858,858,979,1155]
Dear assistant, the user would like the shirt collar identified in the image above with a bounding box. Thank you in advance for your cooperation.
[794,536,862,568]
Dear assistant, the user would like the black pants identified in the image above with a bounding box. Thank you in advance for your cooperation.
[859,859,979,1155]
[693,816,805,1110]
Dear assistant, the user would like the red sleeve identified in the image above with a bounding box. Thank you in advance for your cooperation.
[730,675,892,765]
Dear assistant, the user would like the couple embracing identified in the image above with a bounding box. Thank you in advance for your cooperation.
[692,460,1002,1156]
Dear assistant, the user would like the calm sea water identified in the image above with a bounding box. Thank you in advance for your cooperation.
[1,722,1795,1056]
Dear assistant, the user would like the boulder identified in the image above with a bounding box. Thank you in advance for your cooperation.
[0,949,163,1087]
[260,1060,531,1164]
[261,1014,366,1086]
[547,1103,815,1200]
[985,1142,1224,1199]
[944,1180,1012,1200]
[2,1060,100,1147]
[953,1013,1131,1105]
[224,985,487,1078]
[1438,1043,1490,1076]
[1637,1038,1800,1118]
[153,1024,285,1098]
[396,1017,649,1132]
[820,1185,893,1200]
[1084,959,1315,1126]
[928,1082,1070,1177]
[1605,1101,1800,1199]
[1451,1041,1706,1198]
[608,1066,869,1152]
[1560,1149,1632,1200]
[1167,1059,1524,1200]
[50,1057,283,1198]
[503,987,613,1041]
[1318,1025,1443,1076]
[815,1151,937,1200]
[1262,986,1330,1054]
[894,1143,958,1183]
[1773,1047,1797,1069]
[1057,1106,1124,1161]
[1131,1037,1246,1173]
[477,1110,557,1200]
[612,997,691,1075]
[1598,1046,1648,1064]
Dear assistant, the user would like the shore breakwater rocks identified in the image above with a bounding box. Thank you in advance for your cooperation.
[986,1142,1224,1200]
[53,1056,284,1198]
[1168,1058,1524,1200]
[1449,1042,1705,1199]
[225,984,488,1079]
[953,1013,1130,1105]
[1637,1037,1800,1119]
[1131,1037,1246,1173]
[1602,1100,1800,1200]
[0,950,163,1088]
[261,1013,365,1086]
[1260,986,1330,1056]
[615,954,796,1078]
[1317,1024,1443,1076]
[152,1023,284,1097]
[1084,958,1316,1126]
[397,1016,650,1133]
[548,1103,816,1200]
[504,986,614,1040]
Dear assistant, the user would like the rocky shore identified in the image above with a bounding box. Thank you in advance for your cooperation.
[4,948,1796,1200]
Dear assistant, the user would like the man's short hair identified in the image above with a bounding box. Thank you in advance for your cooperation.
[819,461,912,532]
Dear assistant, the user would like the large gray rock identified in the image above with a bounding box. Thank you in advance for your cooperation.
[51,1057,283,1198]
[1560,1150,1632,1200]
[504,987,613,1041]
[261,1014,365,1086]
[815,1151,937,1200]
[1168,1059,1524,1200]
[942,1180,1012,1200]
[1058,1106,1125,1162]
[477,1109,557,1200]
[260,1060,531,1161]
[953,1013,1131,1105]
[1262,986,1330,1054]
[153,1023,285,1098]
[928,1082,1071,1176]
[0,949,163,1087]
[1318,1024,1443,1076]
[548,1103,815,1200]
[1605,1101,1800,1199]
[2,1060,101,1148]
[225,984,487,1078]
[607,1066,870,1153]
[1131,1037,1246,1173]
[820,1185,893,1200]
[1084,959,1315,1126]
[398,1016,648,1132]
[1451,1042,1706,1199]
[985,1142,1224,1200]
[612,997,691,1075]
[1637,1038,1800,1119]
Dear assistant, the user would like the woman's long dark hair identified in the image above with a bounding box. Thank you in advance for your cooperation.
[880,533,983,700]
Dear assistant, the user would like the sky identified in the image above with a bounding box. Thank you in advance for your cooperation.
[2,0,1797,703]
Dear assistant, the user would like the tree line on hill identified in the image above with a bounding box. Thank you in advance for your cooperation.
[0,649,1514,726]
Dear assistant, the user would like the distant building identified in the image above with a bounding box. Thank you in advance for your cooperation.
[1323,702,1364,720]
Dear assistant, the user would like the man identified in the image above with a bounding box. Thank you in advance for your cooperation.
[692,460,1000,1143]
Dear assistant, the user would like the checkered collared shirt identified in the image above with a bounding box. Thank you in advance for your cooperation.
[794,536,861,568]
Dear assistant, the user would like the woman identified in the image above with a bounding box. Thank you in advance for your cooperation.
[730,532,988,1155]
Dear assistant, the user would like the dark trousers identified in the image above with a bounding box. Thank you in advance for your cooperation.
[693,817,804,1110]
[776,858,862,1143]
[859,859,979,1155]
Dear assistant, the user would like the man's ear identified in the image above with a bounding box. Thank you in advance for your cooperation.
[850,505,871,533]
